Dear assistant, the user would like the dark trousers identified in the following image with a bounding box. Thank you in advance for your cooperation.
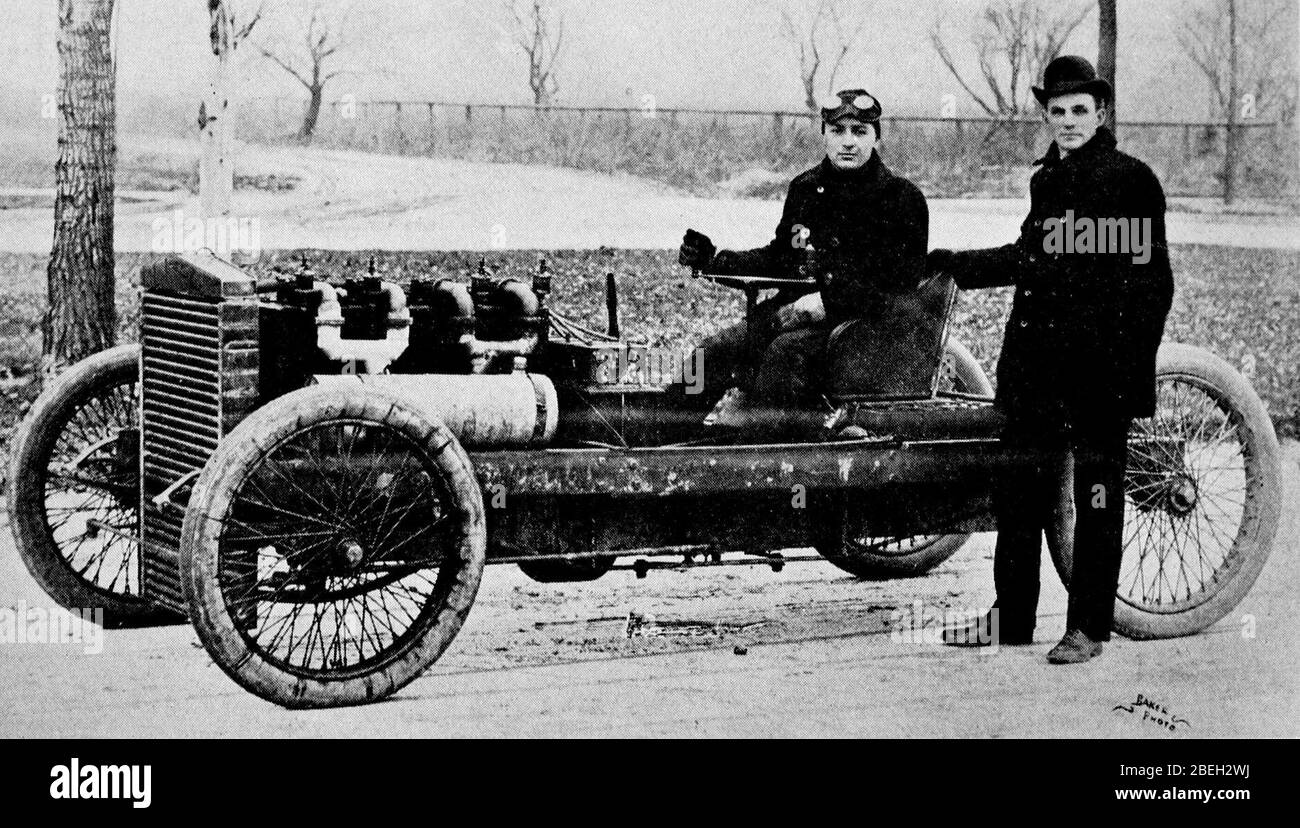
[753,326,828,407]
[993,414,1131,641]
[685,295,796,409]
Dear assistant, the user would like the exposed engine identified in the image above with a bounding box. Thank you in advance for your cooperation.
[251,254,694,448]
[260,257,553,389]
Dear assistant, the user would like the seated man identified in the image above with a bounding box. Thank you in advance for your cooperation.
[678,87,929,414]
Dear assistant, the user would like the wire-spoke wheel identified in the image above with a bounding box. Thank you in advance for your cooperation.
[8,344,178,627]
[1049,343,1282,639]
[812,338,993,578]
[181,385,486,708]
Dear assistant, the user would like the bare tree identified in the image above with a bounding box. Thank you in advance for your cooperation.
[209,0,264,52]
[257,0,353,141]
[504,0,565,106]
[1178,0,1294,120]
[200,1,263,218]
[765,0,870,115]
[45,0,117,378]
[1097,0,1117,130]
[932,0,1092,117]
[1177,0,1296,203]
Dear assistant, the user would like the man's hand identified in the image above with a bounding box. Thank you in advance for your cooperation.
[679,228,717,271]
[777,292,825,330]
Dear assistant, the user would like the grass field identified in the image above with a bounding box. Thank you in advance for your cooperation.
[1,243,1296,486]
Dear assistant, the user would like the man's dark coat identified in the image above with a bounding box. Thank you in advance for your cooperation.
[942,127,1174,428]
[708,152,930,328]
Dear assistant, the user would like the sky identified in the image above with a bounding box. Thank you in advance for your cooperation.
[0,0,1295,134]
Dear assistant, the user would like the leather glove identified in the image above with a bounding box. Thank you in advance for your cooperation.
[928,248,958,274]
[679,228,717,270]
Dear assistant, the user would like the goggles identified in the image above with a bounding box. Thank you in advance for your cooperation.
[819,91,881,123]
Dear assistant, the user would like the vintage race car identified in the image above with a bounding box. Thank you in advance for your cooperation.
[7,250,1281,707]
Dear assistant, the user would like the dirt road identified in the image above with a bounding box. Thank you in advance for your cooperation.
[1,444,1295,738]
[0,137,1296,254]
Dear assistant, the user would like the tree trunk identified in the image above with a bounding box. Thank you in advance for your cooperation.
[299,85,323,142]
[1098,0,1118,132]
[45,0,117,381]
[200,0,234,220]
[1223,0,1238,205]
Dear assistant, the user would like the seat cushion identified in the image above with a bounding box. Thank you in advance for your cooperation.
[824,273,957,399]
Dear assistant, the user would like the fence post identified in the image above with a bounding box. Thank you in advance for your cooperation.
[1223,0,1238,204]
[465,104,473,124]
[772,111,782,142]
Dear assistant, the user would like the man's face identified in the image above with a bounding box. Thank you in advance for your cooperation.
[823,117,876,170]
[1045,92,1105,155]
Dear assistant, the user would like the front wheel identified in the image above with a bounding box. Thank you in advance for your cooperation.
[7,344,179,627]
[181,385,487,708]
[1048,343,1282,639]
[812,337,993,578]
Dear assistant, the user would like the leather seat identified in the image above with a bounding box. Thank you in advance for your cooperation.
[824,272,958,400]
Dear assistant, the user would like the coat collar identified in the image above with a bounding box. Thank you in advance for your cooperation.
[817,149,890,188]
[1035,125,1117,169]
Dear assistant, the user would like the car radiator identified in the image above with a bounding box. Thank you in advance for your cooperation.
[139,254,260,613]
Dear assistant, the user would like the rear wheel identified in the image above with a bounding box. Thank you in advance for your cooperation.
[181,386,486,708]
[1048,343,1282,639]
[813,338,992,578]
[7,344,178,627]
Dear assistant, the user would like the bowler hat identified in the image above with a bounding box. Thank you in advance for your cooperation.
[1032,55,1113,107]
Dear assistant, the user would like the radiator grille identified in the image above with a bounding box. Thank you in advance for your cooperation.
[138,256,259,614]
[140,294,222,611]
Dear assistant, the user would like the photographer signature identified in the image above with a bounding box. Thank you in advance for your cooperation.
[1113,693,1190,732]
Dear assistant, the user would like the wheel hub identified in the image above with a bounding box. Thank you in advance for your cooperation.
[1165,475,1199,516]
[336,539,365,570]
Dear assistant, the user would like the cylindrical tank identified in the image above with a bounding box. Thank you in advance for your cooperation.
[314,373,557,448]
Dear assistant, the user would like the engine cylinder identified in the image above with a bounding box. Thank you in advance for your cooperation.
[314,373,558,448]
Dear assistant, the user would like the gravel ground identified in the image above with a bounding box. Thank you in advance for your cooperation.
[1,444,1295,738]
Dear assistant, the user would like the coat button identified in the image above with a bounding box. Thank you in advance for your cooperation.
[816,186,825,193]
[1023,289,1032,297]
[1019,320,1028,328]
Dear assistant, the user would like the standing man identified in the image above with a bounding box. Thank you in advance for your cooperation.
[930,56,1174,663]
[678,88,929,412]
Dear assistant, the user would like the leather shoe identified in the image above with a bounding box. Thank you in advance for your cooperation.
[703,387,751,428]
[941,612,1032,647]
[1047,629,1104,663]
